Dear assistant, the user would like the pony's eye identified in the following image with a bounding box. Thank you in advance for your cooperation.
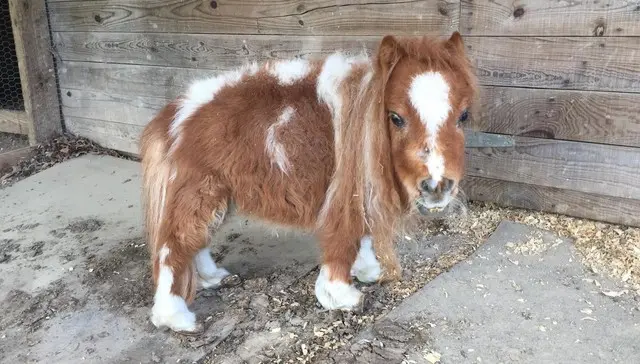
[457,109,469,127]
[389,111,405,128]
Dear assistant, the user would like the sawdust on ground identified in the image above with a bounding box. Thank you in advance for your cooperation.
[443,202,640,294]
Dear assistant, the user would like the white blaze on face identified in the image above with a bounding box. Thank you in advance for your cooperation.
[408,72,451,184]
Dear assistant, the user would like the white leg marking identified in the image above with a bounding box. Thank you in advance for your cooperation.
[350,236,381,283]
[265,106,295,174]
[314,265,362,310]
[195,248,230,289]
[268,59,310,85]
[150,245,198,332]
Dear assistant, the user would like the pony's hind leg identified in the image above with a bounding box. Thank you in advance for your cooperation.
[150,173,229,334]
[195,206,232,289]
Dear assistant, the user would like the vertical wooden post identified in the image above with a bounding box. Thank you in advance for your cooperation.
[8,0,62,145]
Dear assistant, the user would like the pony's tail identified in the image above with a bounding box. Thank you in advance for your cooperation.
[140,123,171,288]
[140,110,198,303]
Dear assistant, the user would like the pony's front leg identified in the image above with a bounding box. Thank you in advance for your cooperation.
[314,233,363,310]
[350,235,382,283]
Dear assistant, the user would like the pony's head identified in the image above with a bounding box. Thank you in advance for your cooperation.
[374,32,478,215]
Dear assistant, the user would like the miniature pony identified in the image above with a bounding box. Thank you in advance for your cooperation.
[140,32,478,334]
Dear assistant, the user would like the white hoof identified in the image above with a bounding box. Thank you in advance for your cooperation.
[351,236,381,283]
[199,267,230,289]
[315,265,362,310]
[150,296,199,333]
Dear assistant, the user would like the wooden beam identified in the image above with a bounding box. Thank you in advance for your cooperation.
[461,0,640,36]
[9,0,63,145]
[57,59,640,148]
[65,116,142,155]
[465,134,640,201]
[472,86,640,148]
[0,110,29,135]
[47,0,459,36]
[466,37,640,93]
[462,176,640,228]
[51,32,382,70]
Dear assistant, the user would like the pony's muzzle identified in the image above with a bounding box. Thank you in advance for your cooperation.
[419,177,455,195]
[416,177,457,215]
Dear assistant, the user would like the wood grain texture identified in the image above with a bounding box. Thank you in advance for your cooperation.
[465,135,640,200]
[48,0,458,36]
[0,110,29,135]
[60,88,168,126]
[466,37,640,93]
[57,61,640,148]
[9,0,63,144]
[474,86,640,148]
[462,176,640,227]
[52,32,381,69]
[57,61,207,100]
[65,116,142,155]
[461,0,640,36]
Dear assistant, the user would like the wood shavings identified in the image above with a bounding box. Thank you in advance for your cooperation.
[601,290,628,297]
[424,350,441,363]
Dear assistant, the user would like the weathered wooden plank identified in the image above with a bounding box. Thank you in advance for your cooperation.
[48,0,458,36]
[9,0,63,144]
[461,0,640,36]
[54,33,640,93]
[465,135,640,200]
[61,88,168,126]
[466,37,640,93]
[474,86,640,148]
[65,116,142,155]
[0,110,29,135]
[58,60,640,147]
[52,32,381,69]
[461,176,640,228]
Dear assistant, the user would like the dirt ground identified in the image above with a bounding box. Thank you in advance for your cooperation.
[0,136,639,363]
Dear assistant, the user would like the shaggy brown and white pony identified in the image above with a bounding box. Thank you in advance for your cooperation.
[140,32,478,334]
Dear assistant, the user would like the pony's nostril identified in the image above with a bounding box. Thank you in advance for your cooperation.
[442,178,455,193]
[421,178,455,194]
[420,179,435,193]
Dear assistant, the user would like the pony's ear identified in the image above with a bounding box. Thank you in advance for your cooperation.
[376,35,403,74]
[445,31,465,54]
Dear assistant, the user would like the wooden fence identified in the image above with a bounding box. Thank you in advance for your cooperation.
[46,0,640,227]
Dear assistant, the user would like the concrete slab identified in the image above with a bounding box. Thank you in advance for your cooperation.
[374,220,640,363]
[0,155,320,363]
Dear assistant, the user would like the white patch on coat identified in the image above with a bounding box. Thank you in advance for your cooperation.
[315,265,363,310]
[265,106,295,174]
[150,245,198,332]
[350,236,381,283]
[409,72,451,183]
[169,62,257,152]
[194,248,230,289]
[268,59,310,85]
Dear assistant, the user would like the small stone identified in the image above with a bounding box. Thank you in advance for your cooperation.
[250,293,269,311]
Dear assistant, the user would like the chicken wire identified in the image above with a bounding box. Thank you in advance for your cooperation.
[0,0,24,111]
